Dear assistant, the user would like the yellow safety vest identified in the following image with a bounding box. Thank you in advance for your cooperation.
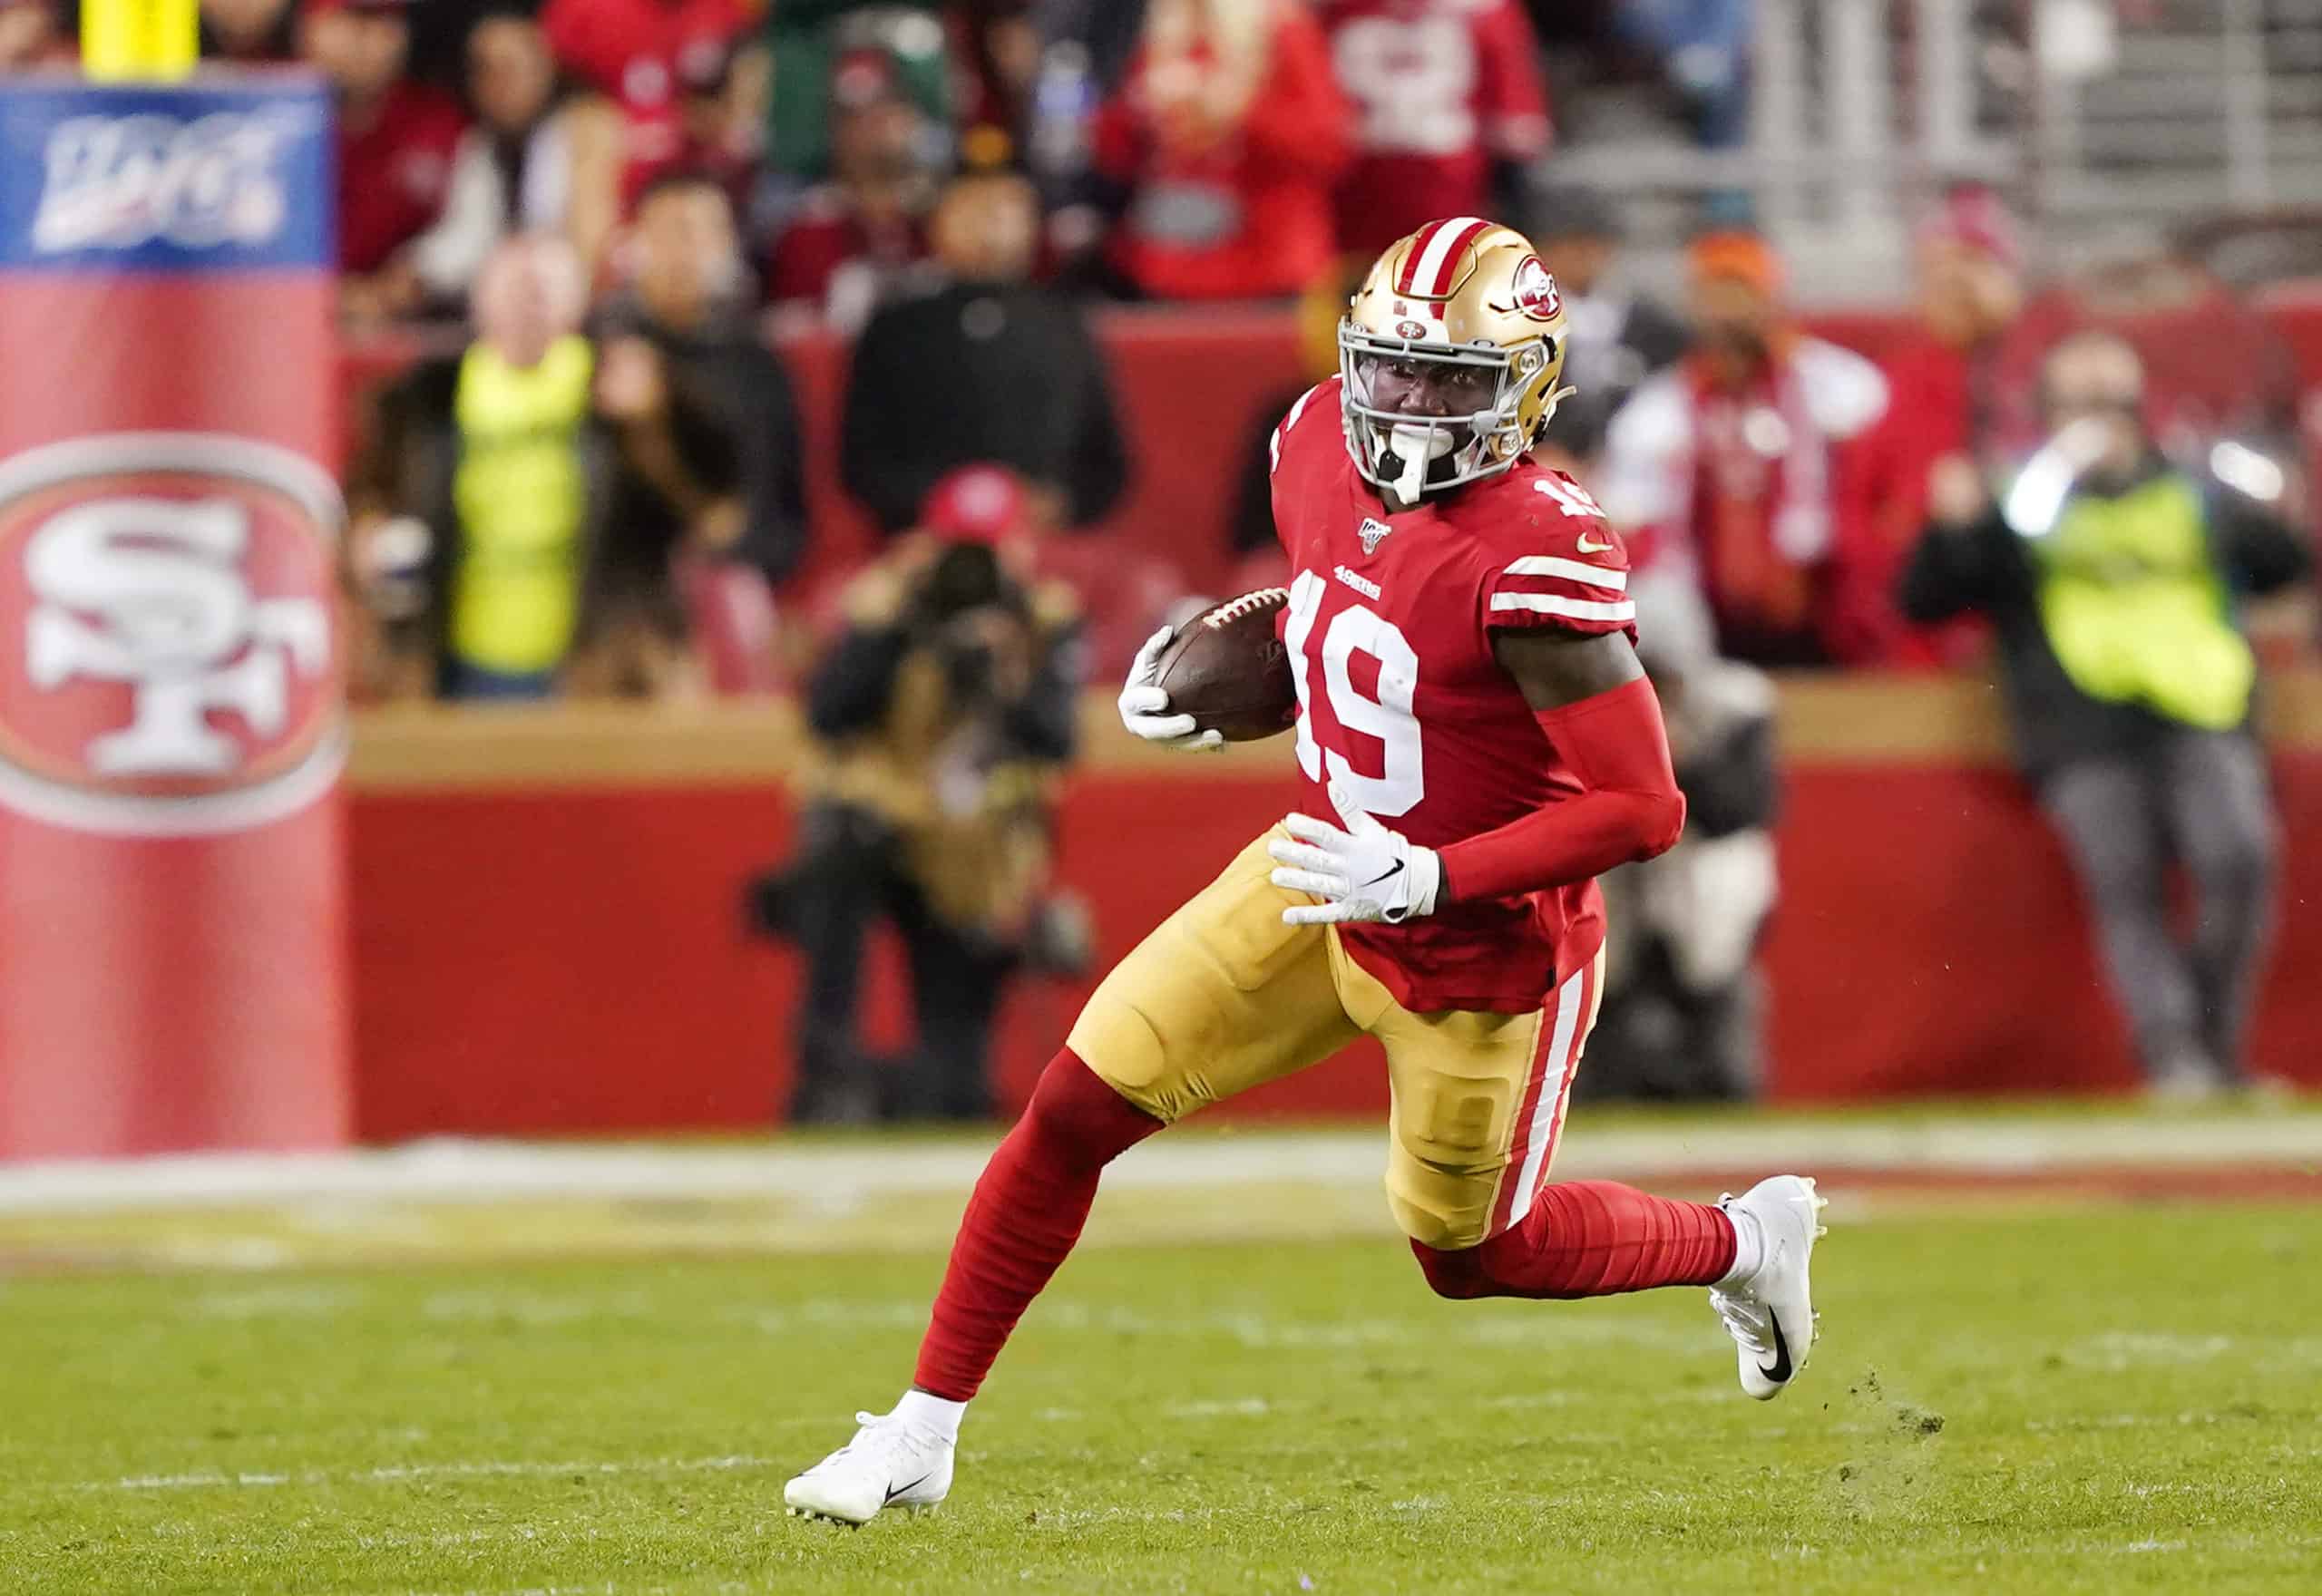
[449,336,595,675]
[2033,473,2253,731]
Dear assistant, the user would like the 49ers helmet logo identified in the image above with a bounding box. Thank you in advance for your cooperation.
[1509,255,1563,321]
[0,433,344,836]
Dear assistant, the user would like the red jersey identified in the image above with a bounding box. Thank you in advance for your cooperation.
[1319,0,1551,256]
[1090,0,1351,300]
[1598,337,1888,667]
[1269,377,1635,1014]
[766,188,928,317]
[337,81,465,275]
[541,0,749,185]
[1853,335,1984,667]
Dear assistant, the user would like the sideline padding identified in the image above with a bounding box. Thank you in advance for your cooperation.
[0,79,350,1159]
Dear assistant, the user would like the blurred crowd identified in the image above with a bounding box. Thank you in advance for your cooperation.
[0,0,1737,316]
[68,0,2269,690]
[208,0,1745,706]
[4,0,2308,1113]
[47,0,2249,699]
[314,4,2322,1114]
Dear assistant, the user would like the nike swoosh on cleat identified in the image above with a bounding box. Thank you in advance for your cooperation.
[1361,860,1405,888]
[1759,1313,1793,1383]
[884,1472,934,1504]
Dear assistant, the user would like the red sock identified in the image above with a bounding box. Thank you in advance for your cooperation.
[1410,1181,1736,1300]
[912,1049,1162,1401]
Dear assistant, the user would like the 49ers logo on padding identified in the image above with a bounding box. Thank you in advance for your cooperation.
[0,433,344,836]
[1507,254,1562,321]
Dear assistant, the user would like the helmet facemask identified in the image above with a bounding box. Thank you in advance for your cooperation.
[1339,324,1563,504]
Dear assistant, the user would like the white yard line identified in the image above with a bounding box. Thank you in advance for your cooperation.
[32,1402,2313,1511]
[63,1455,783,1495]
[42,1392,1344,1497]
[39,1371,1646,1499]
[0,1113,2313,1216]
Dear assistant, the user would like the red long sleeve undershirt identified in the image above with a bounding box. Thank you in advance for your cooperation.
[1438,676,1687,905]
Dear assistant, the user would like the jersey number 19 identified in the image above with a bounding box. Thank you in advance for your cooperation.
[1284,569,1425,817]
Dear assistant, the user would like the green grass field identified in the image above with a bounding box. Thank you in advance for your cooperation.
[2,1120,2318,1595]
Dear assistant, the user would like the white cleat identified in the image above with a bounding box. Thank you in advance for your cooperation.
[784,1409,954,1526]
[1710,1174,1829,1401]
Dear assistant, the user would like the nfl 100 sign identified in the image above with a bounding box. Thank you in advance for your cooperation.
[0,79,330,271]
[0,433,345,836]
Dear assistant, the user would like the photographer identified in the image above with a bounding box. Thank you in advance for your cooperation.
[1899,331,2309,1096]
[753,468,1088,1124]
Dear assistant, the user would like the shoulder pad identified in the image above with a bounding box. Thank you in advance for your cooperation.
[1473,467,1635,637]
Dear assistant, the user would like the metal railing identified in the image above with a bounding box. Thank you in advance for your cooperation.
[1543,0,2322,301]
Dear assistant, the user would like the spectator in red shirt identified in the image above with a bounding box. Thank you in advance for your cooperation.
[1317,0,1551,258]
[1855,183,2028,665]
[1597,231,1892,667]
[665,31,768,224]
[765,47,939,333]
[540,0,751,197]
[305,0,465,319]
[1091,0,1351,300]
[200,0,297,63]
[2,0,73,67]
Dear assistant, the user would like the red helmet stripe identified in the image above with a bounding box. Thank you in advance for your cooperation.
[1430,218,1495,294]
[1398,216,1493,299]
[1391,221,1443,295]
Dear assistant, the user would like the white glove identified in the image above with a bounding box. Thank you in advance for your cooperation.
[1267,782,1442,926]
[1117,625,1224,752]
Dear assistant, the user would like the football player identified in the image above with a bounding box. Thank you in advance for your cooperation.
[785,219,1827,1525]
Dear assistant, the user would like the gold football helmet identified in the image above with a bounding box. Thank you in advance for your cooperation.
[1339,218,1575,504]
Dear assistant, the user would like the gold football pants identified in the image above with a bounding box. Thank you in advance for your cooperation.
[1068,831,1601,1250]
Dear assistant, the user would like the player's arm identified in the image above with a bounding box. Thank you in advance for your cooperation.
[1433,629,1686,903]
[1265,630,1684,924]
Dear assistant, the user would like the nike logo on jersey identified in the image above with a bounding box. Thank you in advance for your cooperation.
[1358,517,1393,555]
[1576,531,1615,553]
[1361,860,1405,889]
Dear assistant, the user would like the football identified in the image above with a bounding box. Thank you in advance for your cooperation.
[1154,587,1297,742]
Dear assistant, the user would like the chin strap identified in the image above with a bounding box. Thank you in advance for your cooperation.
[1374,394,1565,501]
[1385,439,1430,502]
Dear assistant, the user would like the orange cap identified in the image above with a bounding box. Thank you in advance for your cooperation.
[1688,230,1784,298]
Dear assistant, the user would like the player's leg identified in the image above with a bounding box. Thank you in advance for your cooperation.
[784,832,1361,1523]
[779,1047,1164,1525]
[908,835,1360,1394]
[1347,945,1825,1399]
[1357,948,1735,1285]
